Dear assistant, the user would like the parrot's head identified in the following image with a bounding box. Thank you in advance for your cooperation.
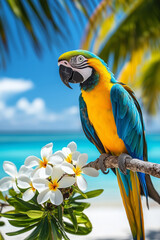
[58,50,115,90]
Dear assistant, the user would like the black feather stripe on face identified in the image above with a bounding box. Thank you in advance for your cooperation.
[80,68,99,91]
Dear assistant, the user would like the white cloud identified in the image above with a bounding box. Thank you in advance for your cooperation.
[63,106,79,115]
[16,98,45,115]
[0,77,81,131]
[0,78,34,99]
[0,96,80,131]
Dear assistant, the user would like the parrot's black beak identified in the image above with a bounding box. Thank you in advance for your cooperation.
[59,65,73,89]
[59,64,84,89]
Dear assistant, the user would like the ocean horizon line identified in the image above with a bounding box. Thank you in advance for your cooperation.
[0,130,160,135]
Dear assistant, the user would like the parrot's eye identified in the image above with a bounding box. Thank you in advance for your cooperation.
[69,55,86,67]
[77,55,85,63]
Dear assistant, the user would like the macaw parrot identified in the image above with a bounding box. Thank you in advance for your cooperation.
[58,50,160,240]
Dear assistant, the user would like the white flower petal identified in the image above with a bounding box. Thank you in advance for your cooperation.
[41,143,53,159]
[0,177,13,191]
[61,162,74,175]
[82,167,99,177]
[18,165,33,177]
[39,165,52,178]
[31,168,40,179]
[48,155,63,165]
[17,176,31,189]
[33,179,49,192]
[53,151,66,160]
[25,156,40,167]
[50,189,63,205]
[12,182,20,193]
[23,189,35,201]
[72,151,80,161]
[45,165,53,177]
[3,161,17,178]
[62,147,71,157]
[37,189,50,204]
[59,176,75,188]
[77,154,88,168]
[51,166,64,180]
[67,142,77,152]
[76,175,87,191]
[37,168,46,178]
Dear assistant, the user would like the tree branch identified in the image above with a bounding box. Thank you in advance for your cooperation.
[86,153,160,178]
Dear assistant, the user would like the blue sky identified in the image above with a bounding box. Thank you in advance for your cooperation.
[0,2,159,132]
[0,3,88,131]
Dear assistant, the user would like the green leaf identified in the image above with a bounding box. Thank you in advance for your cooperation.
[64,212,92,235]
[0,212,27,220]
[52,216,69,240]
[0,221,5,227]
[72,186,87,199]
[24,219,44,240]
[71,202,91,211]
[64,221,92,235]
[76,213,90,224]
[50,218,62,240]
[26,210,43,219]
[8,218,39,227]
[0,191,6,202]
[58,206,63,225]
[8,188,20,197]
[38,217,50,240]
[7,197,41,212]
[67,209,78,232]
[72,189,104,200]
[0,232,4,240]
[6,223,38,236]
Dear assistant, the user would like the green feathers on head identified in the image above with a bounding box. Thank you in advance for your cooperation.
[58,50,97,62]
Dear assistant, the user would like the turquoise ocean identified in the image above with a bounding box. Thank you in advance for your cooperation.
[0,132,160,204]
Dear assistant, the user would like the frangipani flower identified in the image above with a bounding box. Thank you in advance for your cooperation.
[54,141,80,164]
[33,166,75,205]
[25,143,63,178]
[17,175,36,201]
[0,162,32,193]
[61,153,99,191]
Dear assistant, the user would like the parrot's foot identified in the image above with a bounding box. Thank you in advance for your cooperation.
[99,154,109,174]
[118,153,131,175]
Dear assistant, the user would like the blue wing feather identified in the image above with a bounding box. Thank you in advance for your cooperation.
[110,84,148,198]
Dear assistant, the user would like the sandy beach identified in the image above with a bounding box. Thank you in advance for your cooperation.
[1,199,160,240]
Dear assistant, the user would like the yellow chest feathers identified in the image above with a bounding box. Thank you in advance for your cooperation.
[81,63,127,155]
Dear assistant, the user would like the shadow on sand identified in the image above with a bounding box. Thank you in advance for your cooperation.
[94,229,160,240]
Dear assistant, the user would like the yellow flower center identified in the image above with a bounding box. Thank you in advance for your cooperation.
[48,180,59,191]
[39,157,48,168]
[30,182,36,192]
[73,166,82,176]
[65,153,72,163]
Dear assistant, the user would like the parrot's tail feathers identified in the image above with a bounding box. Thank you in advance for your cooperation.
[116,169,145,240]
[145,174,160,205]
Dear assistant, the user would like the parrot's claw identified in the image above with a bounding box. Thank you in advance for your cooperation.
[118,153,131,175]
[99,154,109,174]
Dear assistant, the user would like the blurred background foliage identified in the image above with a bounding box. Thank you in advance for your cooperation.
[0,0,160,114]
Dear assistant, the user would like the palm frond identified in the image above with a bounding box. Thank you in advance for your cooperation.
[81,0,110,50]
[138,54,160,114]
[0,0,95,67]
[93,13,115,53]
[99,0,160,73]
[81,0,137,52]
[118,46,146,86]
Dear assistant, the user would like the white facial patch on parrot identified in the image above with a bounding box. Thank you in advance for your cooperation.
[72,67,92,82]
